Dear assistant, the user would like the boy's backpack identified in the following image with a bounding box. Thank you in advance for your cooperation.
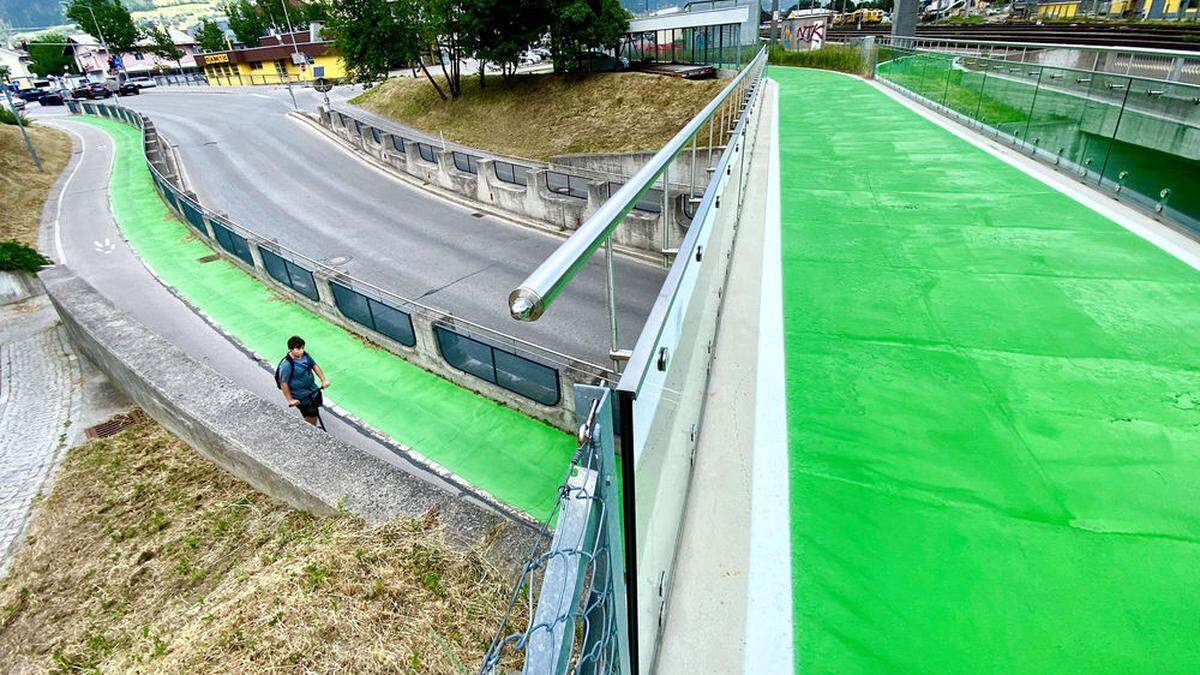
[274,355,294,390]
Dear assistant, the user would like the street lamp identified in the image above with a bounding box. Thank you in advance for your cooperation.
[62,1,124,100]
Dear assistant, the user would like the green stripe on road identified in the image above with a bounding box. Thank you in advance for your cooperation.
[80,117,573,521]
[772,67,1200,673]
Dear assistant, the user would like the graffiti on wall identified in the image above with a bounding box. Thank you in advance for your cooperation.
[781,18,828,52]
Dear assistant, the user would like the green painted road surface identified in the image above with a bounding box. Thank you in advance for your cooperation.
[771,67,1200,673]
[80,117,573,521]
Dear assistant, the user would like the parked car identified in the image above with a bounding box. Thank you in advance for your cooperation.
[127,76,157,89]
[87,82,113,99]
[575,51,628,72]
[38,91,65,106]
[15,87,46,102]
[107,79,140,96]
[7,97,27,111]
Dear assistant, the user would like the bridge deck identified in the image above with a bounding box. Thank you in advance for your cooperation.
[772,67,1200,672]
[81,117,573,522]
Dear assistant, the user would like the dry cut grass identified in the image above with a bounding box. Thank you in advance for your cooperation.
[352,71,726,161]
[0,124,72,247]
[0,416,522,673]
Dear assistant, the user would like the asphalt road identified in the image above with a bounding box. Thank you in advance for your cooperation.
[97,84,665,366]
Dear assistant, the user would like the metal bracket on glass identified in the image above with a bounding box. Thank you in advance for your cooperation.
[1146,89,1164,97]
[1115,171,1128,193]
[1107,83,1126,90]
[1156,188,1171,214]
[609,348,633,363]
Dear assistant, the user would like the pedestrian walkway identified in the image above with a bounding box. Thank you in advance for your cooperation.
[771,66,1200,672]
[76,117,573,521]
[0,293,78,574]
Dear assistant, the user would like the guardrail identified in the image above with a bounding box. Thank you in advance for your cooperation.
[68,99,614,437]
[314,105,694,259]
[873,37,1200,235]
[498,45,768,673]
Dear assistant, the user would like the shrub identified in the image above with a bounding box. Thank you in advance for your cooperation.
[0,240,52,272]
[768,45,865,75]
[0,106,28,126]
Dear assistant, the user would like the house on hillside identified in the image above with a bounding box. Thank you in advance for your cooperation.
[68,30,202,82]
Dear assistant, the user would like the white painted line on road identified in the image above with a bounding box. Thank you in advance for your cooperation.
[47,122,89,266]
[869,77,1200,273]
[744,79,795,675]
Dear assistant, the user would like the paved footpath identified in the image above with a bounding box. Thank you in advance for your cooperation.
[0,293,79,574]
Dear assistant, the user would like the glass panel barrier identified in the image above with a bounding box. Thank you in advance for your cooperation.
[391,135,406,153]
[547,171,588,199]
[452,151,479,174]
[494,349,560,407]
[494,160,529,186]
[258,246,292,287]
[210,220,255,267]
[417,142,437,163]
[178,198,208,235]
[284,260,320,301]
[367,298,417,347]
[435,326,497,383]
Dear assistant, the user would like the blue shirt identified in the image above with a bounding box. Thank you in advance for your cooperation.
[279,353,319,402]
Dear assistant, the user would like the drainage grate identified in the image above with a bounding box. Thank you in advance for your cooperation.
[85,409,149,440]
[471,212,484,218]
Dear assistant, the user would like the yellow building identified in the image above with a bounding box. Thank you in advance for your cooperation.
[195,31,346,86]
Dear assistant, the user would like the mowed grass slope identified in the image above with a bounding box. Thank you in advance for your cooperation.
[1,124,71,246]
[352,72,725,161]
[0,416,519,672]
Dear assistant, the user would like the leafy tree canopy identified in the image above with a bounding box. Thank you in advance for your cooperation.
[194,19,228,53]
[27,32,77,76]
[143,22,183,61]
[223,0,266,46]
[65,0,141,55]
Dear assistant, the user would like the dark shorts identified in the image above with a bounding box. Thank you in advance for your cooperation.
[296,390,323,418]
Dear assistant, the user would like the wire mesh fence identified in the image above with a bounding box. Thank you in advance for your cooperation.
[480,386,630,675]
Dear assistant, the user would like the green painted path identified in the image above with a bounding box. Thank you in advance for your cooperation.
[80,117,573,521]
[772,67,1200,673]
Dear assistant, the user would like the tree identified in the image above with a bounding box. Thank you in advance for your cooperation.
[143,22,183,61]
[27,33,77,77]
[194,19,228,53]
[423,0,468,98]
[325,0,447,99]
[462,0,547,85]
[65,0,141,55]
[547,0,629,74]
[223,0,266,46]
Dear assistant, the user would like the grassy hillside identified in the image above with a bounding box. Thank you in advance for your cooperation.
[352,71,726,161]
[1,123,71,247]
[0,416,520,672]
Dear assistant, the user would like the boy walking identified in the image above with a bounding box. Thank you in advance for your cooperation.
[277,335,329,426]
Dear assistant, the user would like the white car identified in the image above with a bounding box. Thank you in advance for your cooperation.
[128,76,157,89]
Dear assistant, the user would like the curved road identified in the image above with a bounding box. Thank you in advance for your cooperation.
[114,85,665,365]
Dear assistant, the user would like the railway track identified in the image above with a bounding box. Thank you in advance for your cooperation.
[826,22,1200,50]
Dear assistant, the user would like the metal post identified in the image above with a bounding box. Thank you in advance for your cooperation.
[286,79,298,110]
[3,85,41,171]
[1021,66,1044,149]
[605,236,620,373]
[661,164,672,259]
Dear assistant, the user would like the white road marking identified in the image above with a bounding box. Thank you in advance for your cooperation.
[93,238,114,254]
[744,78,795,674]
[46,122,89,266]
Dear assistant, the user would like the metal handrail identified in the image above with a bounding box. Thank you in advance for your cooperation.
[507,46,768,322]
[878,34,1200,60]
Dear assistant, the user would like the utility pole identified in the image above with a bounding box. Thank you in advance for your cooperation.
[280,0,303,110]
[771,0,781,45]
[2,78,41,171]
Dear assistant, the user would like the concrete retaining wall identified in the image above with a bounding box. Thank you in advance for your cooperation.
[313,107,702,257]
[40,265,539,562]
